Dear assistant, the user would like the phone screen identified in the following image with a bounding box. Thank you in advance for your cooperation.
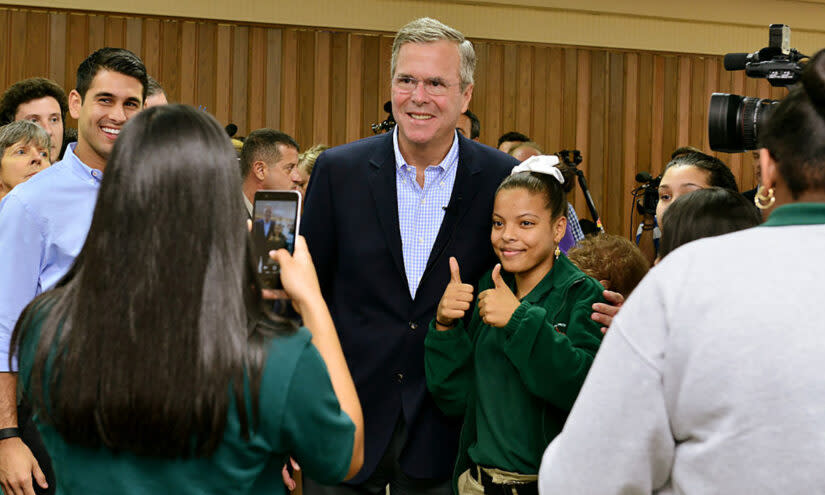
[252,190,302,289]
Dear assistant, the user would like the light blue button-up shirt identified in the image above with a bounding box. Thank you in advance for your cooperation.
[394,128,460,299]
[0,143,101,371]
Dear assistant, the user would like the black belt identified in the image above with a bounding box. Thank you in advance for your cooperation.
[471,464,538,495]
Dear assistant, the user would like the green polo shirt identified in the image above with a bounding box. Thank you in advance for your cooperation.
[763,202,825,227]
[425,254,604,480]
[17,305,355,494]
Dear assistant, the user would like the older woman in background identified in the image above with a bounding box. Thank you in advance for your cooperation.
[0,121,50,202]
[540,48,825,493]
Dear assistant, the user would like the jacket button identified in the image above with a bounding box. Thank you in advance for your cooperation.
[396,373,404,383]
[409,322,418,330]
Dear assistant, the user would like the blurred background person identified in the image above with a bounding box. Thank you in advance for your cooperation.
[657,187,761,260]
[59,128,77,160]
[540,48,825,494]
[553,159,585,253]
[0,121,51,202]
[496,131,529,153]
[295,144,329,199]
[568,232,649,334]
[592,186,759,333]
[0,77,67,162]
[144,76,168,108]
[240,129,301,219]
[508,141,542,162]
[654,151,738,221]
[456,109,480,141]
[10,104,363,493]
[567,233,649,297]
[637,150,738,265]
[635,146,702,258]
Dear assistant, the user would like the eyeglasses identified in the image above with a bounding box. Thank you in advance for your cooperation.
[392,76,458,96]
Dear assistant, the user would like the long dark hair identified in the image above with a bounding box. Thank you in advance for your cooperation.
[760,49,825,198]
[663,151,738,192]
[659,187,761,259]
[11,104,295,457]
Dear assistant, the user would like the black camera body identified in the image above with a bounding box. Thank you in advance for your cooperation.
[371,101,397,134]
[708,24,808,153]
[633,172,661,216]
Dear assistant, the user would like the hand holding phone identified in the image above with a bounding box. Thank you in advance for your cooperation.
[253,190,302,290]
[268,236,322,315]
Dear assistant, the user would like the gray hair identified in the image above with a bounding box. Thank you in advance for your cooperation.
[0,120,50,160]
[391,17,476,90]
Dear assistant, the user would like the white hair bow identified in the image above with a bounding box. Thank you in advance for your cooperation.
[510,155,564,184]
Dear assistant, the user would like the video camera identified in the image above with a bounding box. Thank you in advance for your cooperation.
[632,172,660,216]
[708,24,809,153]
[371,101,396,134]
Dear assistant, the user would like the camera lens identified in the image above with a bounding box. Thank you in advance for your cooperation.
[708,93,780,152]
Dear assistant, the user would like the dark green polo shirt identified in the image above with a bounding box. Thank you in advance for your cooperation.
[763,202,825,227]
[17,307,355,494]
[425,255,604,477]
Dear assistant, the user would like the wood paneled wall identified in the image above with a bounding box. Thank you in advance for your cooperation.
[0,5,787,237]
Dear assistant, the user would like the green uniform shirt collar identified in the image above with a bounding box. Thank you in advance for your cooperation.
[763,203,825,227]
[501,255,584,304]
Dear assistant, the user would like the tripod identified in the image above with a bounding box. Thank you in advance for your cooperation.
[558,150,603,233]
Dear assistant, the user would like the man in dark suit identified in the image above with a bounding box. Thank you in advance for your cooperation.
[302,17,518,495]
[252,207,278,266]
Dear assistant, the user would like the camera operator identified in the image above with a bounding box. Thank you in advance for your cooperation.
[635,149,738,266]
[635,146,700,263]
[591,150,741,332]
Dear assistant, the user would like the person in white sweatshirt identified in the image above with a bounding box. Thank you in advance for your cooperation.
[539,47,825,494]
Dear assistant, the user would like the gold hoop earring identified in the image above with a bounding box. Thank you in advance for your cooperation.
[754,185,776,210]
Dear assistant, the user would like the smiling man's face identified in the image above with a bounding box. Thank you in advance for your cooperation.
[69,69,143,171]
[391,40,472,156]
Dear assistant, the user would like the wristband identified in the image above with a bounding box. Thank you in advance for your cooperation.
[435,318,455,328]
[0,427,20,441]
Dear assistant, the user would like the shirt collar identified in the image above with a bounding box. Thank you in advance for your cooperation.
[392,126,460,173]
[243,193,254,218]
[500,254,587,303]
[763,202,825,227]
[63,142,103,184]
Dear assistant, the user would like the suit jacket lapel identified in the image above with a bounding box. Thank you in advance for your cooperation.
[367,134,408,287]
[421,136,483,282]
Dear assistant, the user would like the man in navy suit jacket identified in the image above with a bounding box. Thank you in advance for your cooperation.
[302,17,517,495]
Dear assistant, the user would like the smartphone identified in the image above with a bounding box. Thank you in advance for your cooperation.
[252,190,302,290]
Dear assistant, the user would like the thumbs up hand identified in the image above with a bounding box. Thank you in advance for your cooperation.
[478,264,521,328]
[435,257,475,331]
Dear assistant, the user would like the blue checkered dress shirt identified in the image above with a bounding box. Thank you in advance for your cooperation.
[567,203,585,242]
[393,128,460,298]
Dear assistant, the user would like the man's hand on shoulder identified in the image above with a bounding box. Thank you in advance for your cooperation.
[591,289,624,334]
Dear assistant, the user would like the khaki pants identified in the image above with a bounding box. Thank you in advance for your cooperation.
[457,467,537,495]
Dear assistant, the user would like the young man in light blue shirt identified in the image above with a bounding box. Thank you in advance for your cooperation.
[0,47,147,495]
